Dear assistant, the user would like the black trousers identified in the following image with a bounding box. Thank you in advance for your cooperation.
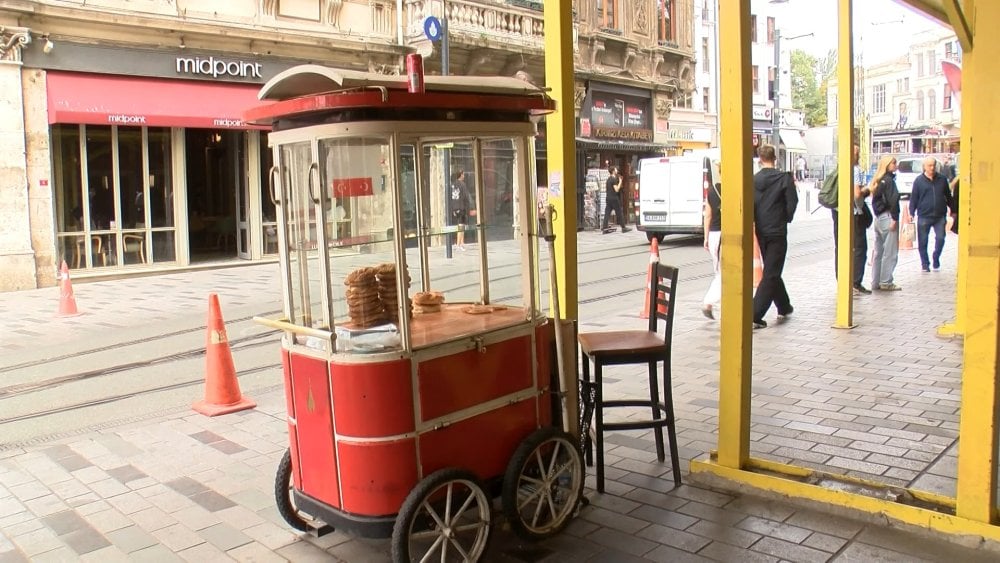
[603,197,626,229]
[831,209,868,286]
[753,234,792,321]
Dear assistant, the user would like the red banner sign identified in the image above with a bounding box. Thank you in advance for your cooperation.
[331,177,374,198]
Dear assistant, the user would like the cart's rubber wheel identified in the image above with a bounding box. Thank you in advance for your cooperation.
[502,427,584,541]
[274,449,312,532]
[391,468,492,563]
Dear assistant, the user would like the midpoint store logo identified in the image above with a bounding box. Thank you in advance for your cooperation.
[176,56,263,79]
[108,114,147,124]
[213,118,246,128]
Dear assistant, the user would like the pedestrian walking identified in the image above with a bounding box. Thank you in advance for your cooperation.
[795,155,807,182]
[752,145,798,329]
[869,156,902,291]
[450,169,472,250]
[702,176,722,319]
[909,157,954,271]
[602,166,631,234]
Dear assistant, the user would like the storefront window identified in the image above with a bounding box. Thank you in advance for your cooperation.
[53,124,176,270]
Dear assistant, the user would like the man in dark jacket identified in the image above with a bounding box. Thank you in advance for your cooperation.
[752,145,799,328]
[909,156,954,271]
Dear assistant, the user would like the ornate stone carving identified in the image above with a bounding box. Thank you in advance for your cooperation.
[369,60,400,75]
[325,0,344,27]
[0,26,31,63]
[574,84,586,110]
[655,98,672,120]
[261,0,277,17]
[635,0,649,34]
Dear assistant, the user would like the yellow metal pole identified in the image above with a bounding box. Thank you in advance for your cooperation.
[716,0,753,469]
[833,0,855,329]
[938,1,975,338]
[955,0,1000,524]
[542,0,578,321]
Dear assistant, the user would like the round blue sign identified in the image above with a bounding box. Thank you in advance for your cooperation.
[424,16,442,42]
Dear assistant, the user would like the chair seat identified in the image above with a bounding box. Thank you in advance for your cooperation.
[578,330,664,357]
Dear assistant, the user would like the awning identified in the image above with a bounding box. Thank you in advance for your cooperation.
[780,132,808,152]
[575,137,676,152]
[46,72,268,129]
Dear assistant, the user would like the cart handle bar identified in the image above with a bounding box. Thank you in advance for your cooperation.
[252,316,337,344]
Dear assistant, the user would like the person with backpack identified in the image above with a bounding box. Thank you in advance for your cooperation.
[869,156,901,291]
[752,145,798,329]
[820,144,873,294]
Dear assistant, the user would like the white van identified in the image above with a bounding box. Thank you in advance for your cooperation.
[634,155,717,242]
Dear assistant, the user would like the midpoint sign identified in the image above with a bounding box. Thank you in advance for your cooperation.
[176,56,263,79]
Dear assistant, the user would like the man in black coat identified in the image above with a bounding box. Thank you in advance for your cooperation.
[752,145,799,329]
[909,156,954,271]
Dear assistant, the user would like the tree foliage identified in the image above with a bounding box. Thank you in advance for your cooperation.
[790,49,830,127]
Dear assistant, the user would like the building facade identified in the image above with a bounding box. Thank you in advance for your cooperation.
[572,0,697,224]
[828,29,961,161]
[682,0,805,169]
[5,0,640,291]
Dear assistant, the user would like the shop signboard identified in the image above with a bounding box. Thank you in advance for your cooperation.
[589,89,652,142]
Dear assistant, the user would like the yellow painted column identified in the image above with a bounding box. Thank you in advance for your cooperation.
[543,0,578,321]
[938,0,973,338]
[716,0,753,469]
[955,0,1000,524]
[833,0,856,329]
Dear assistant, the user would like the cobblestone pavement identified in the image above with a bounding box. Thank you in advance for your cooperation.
[2,229,994,562]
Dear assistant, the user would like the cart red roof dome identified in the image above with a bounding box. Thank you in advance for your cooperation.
[244,64,555,126]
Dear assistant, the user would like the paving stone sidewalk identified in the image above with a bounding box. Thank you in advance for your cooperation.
[2,232,992,562]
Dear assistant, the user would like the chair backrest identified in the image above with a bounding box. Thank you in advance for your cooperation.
[647,262,679,342]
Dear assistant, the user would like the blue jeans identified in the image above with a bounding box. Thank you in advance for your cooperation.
[871,212,899,286]
[916,216,946,268]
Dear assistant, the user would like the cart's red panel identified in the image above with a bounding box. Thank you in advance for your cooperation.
[330,359,414,437]
[419,398,537,479]
[288,353,340,508]
[534,323,554,427]
[281,350,303,489]
[337,439,418,516]
[418,335,532,421]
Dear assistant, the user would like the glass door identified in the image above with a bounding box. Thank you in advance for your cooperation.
[236,132,251,259]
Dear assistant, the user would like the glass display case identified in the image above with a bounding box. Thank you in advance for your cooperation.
[270,126,544,357]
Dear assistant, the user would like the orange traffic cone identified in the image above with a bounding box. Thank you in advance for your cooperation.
[57,260,82,317]
[193,293,256,417]
[640,238,661,319]
[752,235,764,289]
[899,210,914,250]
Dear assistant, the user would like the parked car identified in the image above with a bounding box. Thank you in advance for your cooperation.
[893,155,941,199]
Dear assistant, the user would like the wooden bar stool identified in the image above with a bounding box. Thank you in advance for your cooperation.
[578,262,681,492]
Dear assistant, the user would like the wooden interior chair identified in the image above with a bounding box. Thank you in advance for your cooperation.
[123,234,147,264]
[578,262,681,492]
[74,235,104,269]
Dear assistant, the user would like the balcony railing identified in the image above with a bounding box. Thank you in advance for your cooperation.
[404,0,546,50]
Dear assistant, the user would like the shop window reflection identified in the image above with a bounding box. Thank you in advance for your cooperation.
[53,124,176,270]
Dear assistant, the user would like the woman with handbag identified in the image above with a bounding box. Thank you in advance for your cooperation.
[869,156,902,291]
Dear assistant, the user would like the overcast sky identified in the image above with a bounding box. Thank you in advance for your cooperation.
[769,0,949,63]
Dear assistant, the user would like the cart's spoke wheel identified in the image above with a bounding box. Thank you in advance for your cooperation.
[392,469,492,563]
[502,429,584,541]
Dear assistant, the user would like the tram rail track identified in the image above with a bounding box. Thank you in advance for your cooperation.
[0,237,691,376]
[1,233,830,427]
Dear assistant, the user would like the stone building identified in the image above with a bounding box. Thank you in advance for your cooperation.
[0,0,694,291]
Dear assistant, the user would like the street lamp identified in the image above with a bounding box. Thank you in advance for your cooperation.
[771,29,813,168]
